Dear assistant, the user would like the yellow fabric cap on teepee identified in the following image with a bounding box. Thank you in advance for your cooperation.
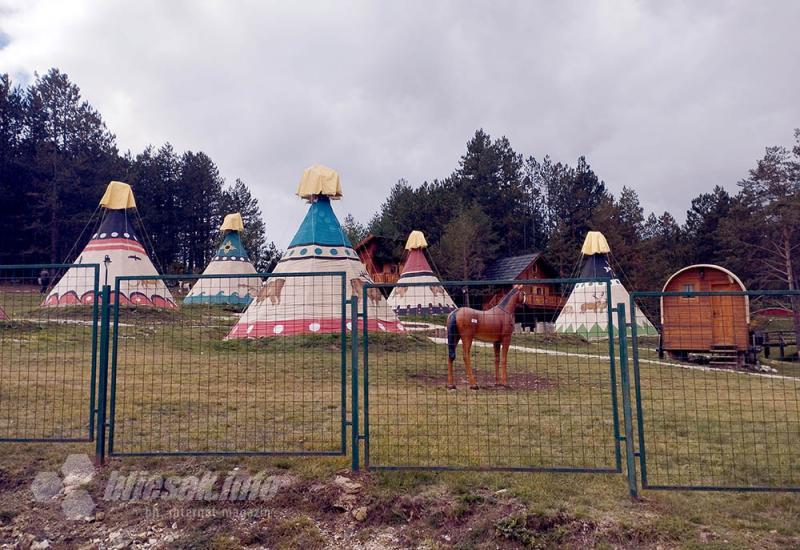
[581,231,611,255]
[296,165,342,200]
[405,230,428,250]
[220,213,245,232]
[99,181,136,210]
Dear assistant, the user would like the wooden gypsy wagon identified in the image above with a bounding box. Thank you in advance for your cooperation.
[659,264,753,366]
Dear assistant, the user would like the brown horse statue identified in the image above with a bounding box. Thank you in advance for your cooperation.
[446,285,526,389]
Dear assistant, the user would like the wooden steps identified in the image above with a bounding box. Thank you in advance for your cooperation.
[709,345,740,368]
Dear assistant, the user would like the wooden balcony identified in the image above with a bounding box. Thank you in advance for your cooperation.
[370,272,400,284]
[522,294,566,309]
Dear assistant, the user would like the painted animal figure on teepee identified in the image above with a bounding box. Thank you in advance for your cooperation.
[445,285,526,389]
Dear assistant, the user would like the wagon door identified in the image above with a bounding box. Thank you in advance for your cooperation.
[710,283,735,346]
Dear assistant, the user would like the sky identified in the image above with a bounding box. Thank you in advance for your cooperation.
[1,0,798,248]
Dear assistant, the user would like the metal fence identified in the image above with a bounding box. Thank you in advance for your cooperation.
[629,289,800,492]
[359,278,624,472]
[107,271,349,456]
[1,262,799,495]
[0,264,99,441]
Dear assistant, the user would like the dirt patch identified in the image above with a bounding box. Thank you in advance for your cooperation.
[409,370,557,391]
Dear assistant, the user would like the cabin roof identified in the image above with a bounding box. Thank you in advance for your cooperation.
[483,253,551,281]
[354,234,377,251]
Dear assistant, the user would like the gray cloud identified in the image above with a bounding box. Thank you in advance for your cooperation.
[1,0,798,247]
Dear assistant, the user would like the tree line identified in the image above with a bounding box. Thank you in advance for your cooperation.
[0,69,280,272]
[345,129,799,293]
[1,68,797,294]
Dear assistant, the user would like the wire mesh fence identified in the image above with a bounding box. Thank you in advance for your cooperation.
[361,278,624,471]
[0,264,99,441]
[108,272,348,456]
[2,259,799,493]
[629,289,800,490]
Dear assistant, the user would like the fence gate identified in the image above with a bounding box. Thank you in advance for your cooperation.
[359,278,627,474]
[629,290,800,492]
[0,263,100,442]
[106,272,349,457]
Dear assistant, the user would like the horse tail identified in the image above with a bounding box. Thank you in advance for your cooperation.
[447,310,460,361]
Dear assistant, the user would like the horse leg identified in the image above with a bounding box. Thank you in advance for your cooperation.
[501,338,510,386]
[463,336,478,389]
[447,355,456,389]
[493,342,501,385]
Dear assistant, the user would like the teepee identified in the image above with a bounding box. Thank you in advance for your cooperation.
[227,165,402,338]
[184,213,260,305]
[387,230,456,316]
[43,181,176,309]
[555,231,656,337]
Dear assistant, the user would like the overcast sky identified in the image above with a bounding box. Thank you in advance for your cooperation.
[1,0,798,248]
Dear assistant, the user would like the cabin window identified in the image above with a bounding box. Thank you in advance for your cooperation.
[536,287,543,295]
[682,283,696,299]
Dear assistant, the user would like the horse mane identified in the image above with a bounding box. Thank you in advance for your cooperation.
[496,287,520,309]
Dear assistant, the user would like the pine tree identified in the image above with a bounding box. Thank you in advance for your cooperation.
[130,143,182,271]
[342,214,367,246]
[177,151,223,272]
[22,69,118,262]
[683,185,731,264]
[719,132,800,355]
[0,74,27,263]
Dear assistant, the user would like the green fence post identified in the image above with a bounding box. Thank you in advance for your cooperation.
[351,296,360,471]
[362,289,370,470]
[605,279,622,471]
[88,265,100,440]
[628,297,648,489]
[340,275,347,455]
[616,303,639,498]
[94,284,111,465]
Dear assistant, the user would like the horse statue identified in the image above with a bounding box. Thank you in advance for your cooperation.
[445,285,527,389]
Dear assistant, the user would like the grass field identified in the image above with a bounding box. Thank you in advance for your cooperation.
[1,289,800,547]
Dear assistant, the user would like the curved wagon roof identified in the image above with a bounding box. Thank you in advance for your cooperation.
[660,264,749,319]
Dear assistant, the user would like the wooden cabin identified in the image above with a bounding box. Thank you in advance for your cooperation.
[354,235,402,284]
[661,264,749,364]
[482,253,565,315]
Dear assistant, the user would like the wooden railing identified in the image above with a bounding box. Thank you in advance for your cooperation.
[371,273,400,285]
[523,294,566,309]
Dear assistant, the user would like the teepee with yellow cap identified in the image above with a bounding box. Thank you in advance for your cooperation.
[387,230,456,316]
[227,165,402,338]
[184,213,260,305]
[555,231,655,337]
[43,181,176,308]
